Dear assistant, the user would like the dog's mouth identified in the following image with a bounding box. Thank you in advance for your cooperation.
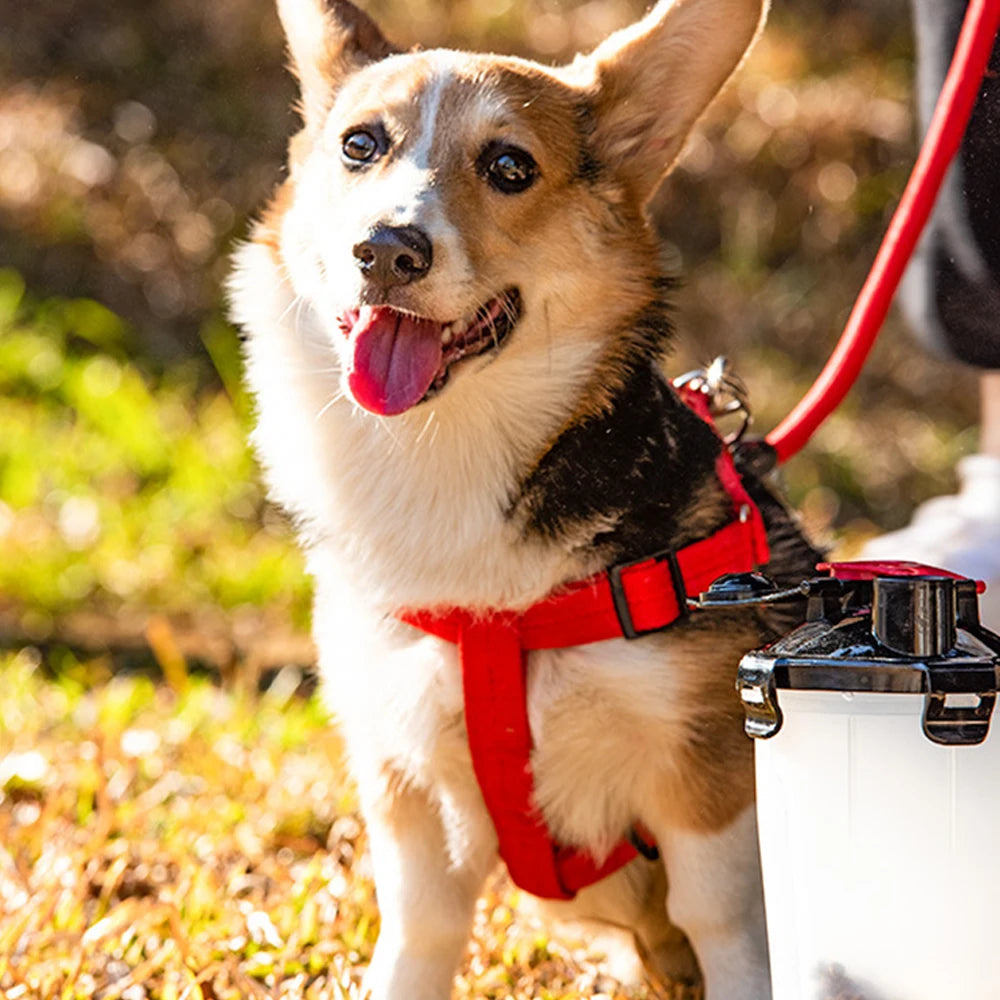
[337,288,522,416]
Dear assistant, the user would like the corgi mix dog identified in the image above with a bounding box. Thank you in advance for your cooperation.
[230,0,819,997]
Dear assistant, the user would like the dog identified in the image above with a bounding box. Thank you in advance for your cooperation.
[229,0,820,996]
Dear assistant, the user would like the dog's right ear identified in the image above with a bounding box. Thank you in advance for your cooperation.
[276,0,398,129]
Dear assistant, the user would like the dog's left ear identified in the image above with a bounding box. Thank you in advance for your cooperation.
[277,0,399,129]
[576,0,767,202]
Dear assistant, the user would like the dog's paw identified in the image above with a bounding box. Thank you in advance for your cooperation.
[362,950,457,1000]
[637,928,701,990]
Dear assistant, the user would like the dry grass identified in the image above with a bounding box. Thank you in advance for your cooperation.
[0,648,683,1000]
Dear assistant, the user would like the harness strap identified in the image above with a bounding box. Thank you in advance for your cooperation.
[399,405,770,900]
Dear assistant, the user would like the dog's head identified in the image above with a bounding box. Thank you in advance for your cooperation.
[266,0,765,418]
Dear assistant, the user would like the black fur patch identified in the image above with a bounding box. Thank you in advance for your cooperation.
[627,276,677,359]
[511,295,822,621]
[512,359,728,564]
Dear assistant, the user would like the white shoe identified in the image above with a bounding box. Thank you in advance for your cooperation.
[859,455,1000,629]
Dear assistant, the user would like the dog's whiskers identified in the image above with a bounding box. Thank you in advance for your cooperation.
[414,408,438,448]
[501,296,519,336]
[542,298,554,375]
[277,291,304,327]
[350,406,404,449]
[315,391,346,422]
[292,296,309,347]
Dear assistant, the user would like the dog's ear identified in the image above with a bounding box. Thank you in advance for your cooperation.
[576,0,766,202]
[276,0,398,128]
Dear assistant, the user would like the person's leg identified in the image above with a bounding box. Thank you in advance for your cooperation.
[900,0,1000,366]
[861,1,1000,627]
[979,372,1000,458]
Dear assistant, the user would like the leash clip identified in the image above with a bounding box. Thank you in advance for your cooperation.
[673,356,752,445]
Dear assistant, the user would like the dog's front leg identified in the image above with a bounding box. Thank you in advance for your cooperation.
[361,775,496,1000]
[658,805,771,1000]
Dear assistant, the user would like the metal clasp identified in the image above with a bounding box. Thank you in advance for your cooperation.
[736,652,784,739]
[921,662,998,746]
[673,356,752,444]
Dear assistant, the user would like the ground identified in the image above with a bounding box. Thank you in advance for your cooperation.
[0,651,678,999]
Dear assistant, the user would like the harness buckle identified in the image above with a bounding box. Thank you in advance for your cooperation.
[628,825,661,861]
[608,548,689,640]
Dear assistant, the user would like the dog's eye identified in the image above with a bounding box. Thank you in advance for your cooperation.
[342,129,381,165]
[480,144,537,194]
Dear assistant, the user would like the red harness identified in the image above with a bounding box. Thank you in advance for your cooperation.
[398,0,998,904]
[398,388,770,900]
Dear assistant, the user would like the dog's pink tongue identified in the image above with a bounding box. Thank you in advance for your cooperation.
[346,307,443,415]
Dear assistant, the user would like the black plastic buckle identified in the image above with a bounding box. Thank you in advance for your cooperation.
[628,826,661,861]
[608,548,688,640]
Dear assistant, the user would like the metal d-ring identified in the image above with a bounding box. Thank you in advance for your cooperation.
[673,356,753,444]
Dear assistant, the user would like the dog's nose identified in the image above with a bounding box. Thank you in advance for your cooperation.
[352,225,433,287]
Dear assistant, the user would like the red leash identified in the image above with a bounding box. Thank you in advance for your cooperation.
[766,0,1000,464]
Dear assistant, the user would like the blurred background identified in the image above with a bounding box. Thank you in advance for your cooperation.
[0,0,981,671]
[0,1,985,995]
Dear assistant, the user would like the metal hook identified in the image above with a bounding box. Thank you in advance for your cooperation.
[673,356,753,444]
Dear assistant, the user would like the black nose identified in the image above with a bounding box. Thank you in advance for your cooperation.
[352,225,433,287]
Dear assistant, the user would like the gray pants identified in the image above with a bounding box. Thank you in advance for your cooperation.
[902,0,1000,368]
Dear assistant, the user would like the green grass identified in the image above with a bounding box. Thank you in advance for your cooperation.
[0,268,310,638]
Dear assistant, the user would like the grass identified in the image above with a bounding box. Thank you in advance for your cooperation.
[0,650,360,999]
[0,650,671,999]
[0,269,310,674]
[0,267,308,625]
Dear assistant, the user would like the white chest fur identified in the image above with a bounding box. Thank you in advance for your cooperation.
[232,240,606,611]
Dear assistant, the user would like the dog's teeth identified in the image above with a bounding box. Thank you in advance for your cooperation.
[437,296,514,356]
